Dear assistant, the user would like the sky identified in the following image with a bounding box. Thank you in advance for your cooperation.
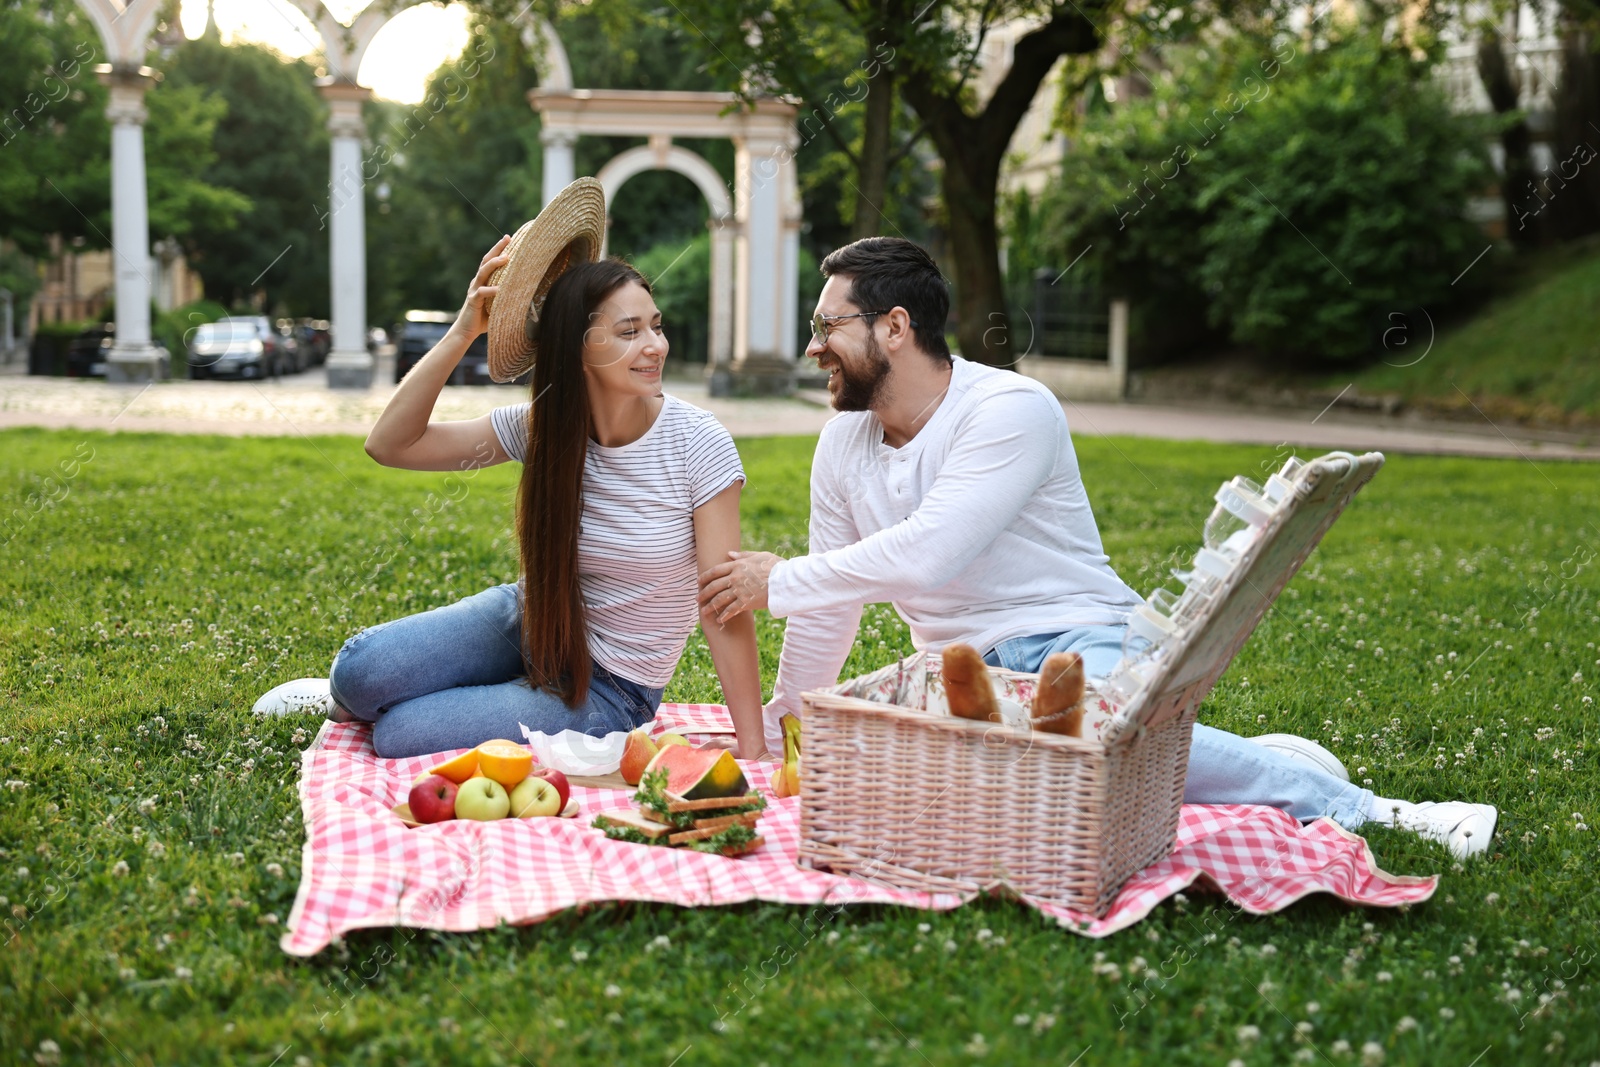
[178,0,474,105]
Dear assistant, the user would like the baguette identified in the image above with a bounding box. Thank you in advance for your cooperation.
[942,643,1001,723]
[1031,651,1085,737]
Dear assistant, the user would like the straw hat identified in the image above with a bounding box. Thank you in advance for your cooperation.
[485,177,608,383]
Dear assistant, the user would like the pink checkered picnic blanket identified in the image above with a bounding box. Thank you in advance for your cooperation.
[280,704,1438,957]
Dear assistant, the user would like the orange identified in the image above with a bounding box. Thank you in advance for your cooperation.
[475,739,534,788]
[427,749,479,784]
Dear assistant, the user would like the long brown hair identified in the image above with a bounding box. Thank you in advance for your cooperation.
[516,257,651,706]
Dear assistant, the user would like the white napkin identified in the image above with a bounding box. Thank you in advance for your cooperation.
[517,722,629,776]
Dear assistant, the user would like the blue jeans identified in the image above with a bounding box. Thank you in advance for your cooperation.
[983,626,1375,829]
[329,583,662,759]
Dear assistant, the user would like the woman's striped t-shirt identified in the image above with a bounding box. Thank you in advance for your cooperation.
[490,394,746,688]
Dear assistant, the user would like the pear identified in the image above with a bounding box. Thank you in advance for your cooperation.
[619,728,661,785]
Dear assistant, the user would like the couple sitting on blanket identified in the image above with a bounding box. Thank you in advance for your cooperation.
[253,184,1496,860]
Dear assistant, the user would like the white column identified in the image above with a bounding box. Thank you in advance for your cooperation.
[706,215,736,392]
[321,82,373,388]
[729,136,793,395]
[542,130,576,208]
[99,66,165,383]
[779,154,802,363]
[1109,298,1130,398]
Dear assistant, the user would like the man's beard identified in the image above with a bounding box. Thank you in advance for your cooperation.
[830,331,891,412]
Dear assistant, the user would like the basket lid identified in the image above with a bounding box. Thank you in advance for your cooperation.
[1102,450,1385,743]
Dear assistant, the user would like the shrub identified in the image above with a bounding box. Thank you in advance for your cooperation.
[1034,29,1500,364]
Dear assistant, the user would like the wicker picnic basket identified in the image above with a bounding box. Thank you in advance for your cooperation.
[796,451,1386,916]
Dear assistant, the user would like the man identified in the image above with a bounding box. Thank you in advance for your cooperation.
[699,236,1498,859]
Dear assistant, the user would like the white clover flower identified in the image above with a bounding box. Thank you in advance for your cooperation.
[976,928,992,941]
[1395,1016,1417,1033]
[1305,1001,1320,1014]
[1331,1039,1352,1055]
[570,948,588,963]
[1438,1007,1455,1020]
[266,862,284,878]
[1361,1041,1385,1065]
[1376,971,1393,982]
[1012,1014,1031,1027]
[1237,1025,1261,1044]
[111,861,129,877]
[174,966,193,980]
[1485,892,1500,905]
[138,796,158,815]
[603,983,621,998]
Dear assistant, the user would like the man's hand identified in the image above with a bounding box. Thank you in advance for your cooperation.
[698,550,780,624]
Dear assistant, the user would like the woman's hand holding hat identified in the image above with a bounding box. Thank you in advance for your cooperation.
[455,235,511,341]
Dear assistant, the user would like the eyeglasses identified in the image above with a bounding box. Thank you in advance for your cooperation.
[809,309,920,344]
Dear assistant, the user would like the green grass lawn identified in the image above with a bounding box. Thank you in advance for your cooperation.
[2,426,1597,1066]
[1344,238,1600,424]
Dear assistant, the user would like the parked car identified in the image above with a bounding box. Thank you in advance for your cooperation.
[391,309,528,386]
[65,323,115,377]
[294,319,331,366]
[188,316,289,379]
[60,325,170,378]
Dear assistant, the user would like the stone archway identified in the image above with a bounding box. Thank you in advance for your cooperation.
[594,138,734,376]
[532,88,801,396]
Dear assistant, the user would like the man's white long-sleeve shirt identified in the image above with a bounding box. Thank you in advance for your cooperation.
[763,356,1144,751]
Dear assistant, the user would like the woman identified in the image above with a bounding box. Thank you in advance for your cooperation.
[254,233,770,761]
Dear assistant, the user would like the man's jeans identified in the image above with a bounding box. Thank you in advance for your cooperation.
[983,626,1374,829]
[329,583,662,759]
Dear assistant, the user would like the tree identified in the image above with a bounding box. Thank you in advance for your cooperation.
[1033,26,1497,364]
[158,35,331,314]
[663,0,1129,363]
[0,0,118,256]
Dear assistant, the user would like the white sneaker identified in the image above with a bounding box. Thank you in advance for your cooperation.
[252,677,336,717]
[1387,801,1499,860]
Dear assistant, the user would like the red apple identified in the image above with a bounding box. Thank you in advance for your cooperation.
[530,766,570,810]
[408,774,459,824]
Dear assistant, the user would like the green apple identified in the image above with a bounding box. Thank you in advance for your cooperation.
[509,775,561,818]
[454,777,510,821]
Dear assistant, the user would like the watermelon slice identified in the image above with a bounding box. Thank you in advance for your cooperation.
[642,744,748,800]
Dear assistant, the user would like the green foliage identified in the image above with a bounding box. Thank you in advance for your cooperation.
[144,84,251,242]
[1036,29,1500,363]
[158,36,331,316]
[634,233,712,363]
[1,427,1598,1063]
[365,21,545,329]
[0,0,112,255]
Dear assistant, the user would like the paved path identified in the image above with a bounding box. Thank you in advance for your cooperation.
[2,373,1597,462]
